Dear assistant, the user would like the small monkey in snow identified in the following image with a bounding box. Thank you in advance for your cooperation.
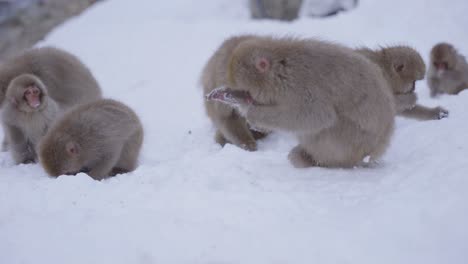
[428,42,468,97]
[0,46,102,151]
[356,46,449,121]
[1,74,59,164]
[201,35,268,151]
[207,36,395,168]
[39,99,144,180]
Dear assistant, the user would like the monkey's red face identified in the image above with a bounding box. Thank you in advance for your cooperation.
[434,61,449,77]
[23,85,42,109]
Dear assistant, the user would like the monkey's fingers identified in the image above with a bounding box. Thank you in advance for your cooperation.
[206,87,253,106]
[437,107,449,119]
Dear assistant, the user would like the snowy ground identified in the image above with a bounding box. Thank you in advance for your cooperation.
[1,0,468,263]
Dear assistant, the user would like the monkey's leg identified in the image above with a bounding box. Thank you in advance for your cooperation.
[302,123,370,168]
[400,105,449,120]
[288,145,317,168]
[428,78,441,98]
[88,148,122,180]
[4,125,36,164]
[113,130,143,175]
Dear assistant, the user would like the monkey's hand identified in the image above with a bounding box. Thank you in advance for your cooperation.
[435,106,449,119]
[206,87,254,106]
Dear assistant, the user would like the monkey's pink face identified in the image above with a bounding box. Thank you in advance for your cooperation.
[433,61,449,77]
[23,85,42,109]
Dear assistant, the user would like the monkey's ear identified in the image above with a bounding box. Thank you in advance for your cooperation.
[255,57,270,73]
[66,142,80,157]
[395,64,405,72]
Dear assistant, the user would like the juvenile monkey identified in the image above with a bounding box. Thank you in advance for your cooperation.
[428,42,468,97]
[0,46,102,151]
[1,74,59,164]
[356,46,448,120]
[207,36,395,168]
[39,99,144,180]
[201,35,268,151]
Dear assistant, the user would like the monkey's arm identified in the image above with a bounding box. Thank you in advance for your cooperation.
[400,104,449,120]
[394,93,417,113]
[428,77,441,98]
[3,124,35,164]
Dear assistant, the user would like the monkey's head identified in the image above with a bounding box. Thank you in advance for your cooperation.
[431,43,457,75]
[381,46,426,95]
[5,74,48,113]
[228,40,287,104]
[39,135,84,177]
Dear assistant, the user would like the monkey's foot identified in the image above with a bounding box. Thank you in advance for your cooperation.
[288,146,317,168]
[240,140,258,152]
[206,86,254,106]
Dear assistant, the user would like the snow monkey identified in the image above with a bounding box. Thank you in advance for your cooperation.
[0,46,102,151]
[356,46,449,121]
[39,99,144,180]
[428,42,468,97]
[1,74,59,164]
[207,36,395,168]
[201,35,268,151]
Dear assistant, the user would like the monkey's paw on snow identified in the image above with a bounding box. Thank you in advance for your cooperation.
[205,86,254,106]
[437,107,449,119]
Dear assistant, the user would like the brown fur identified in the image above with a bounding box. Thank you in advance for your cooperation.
[428,42,468,97]
[357,46,448,120]
[38,99,144,180]
[201,35,268,151]
[1,74,59,164]
[0,46,103,151]
[223,36,395,168]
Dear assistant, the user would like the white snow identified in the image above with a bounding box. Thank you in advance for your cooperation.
[1,0,468,263]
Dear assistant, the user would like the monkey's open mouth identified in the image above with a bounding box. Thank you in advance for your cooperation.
[206,86,254,105]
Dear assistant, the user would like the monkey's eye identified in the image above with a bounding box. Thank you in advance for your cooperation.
[33,89,39,95]
[395,64,405,72]
[434,62,448,70]
[24,90,31,96]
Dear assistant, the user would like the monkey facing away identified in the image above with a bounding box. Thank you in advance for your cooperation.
[207,36,395,168]
[39,99,144,180]
[201,35,268,151]
[428,42,468,97]
[1,74,59,164]
[356,46,449,121]
[0,46,102,152]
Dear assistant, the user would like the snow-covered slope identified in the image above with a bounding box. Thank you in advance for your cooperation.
[1,0,467,263]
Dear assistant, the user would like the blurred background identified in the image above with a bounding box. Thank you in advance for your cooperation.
[0,0,358,60]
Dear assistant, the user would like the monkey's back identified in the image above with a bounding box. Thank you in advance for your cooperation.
[0,46,102,108]
[265,38,395,135]
[44,99,143,154]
